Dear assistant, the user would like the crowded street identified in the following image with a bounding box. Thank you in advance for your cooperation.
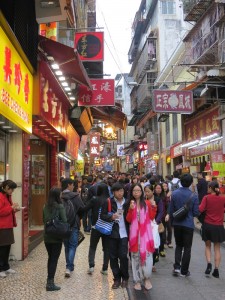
[1,226,225,300]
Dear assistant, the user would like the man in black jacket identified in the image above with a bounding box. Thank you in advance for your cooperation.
[196,172,208,204]
[100,182,129,289]
[61,178,84,278]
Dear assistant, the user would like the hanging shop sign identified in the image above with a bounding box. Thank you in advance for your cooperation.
[0,27,33,133]
[184,107,220,142]
[78,79,115,106]
[117,145,125,157]
[153,90,193,114]
[75,32,104,61]
[89,132,100,158]
[38,61,70,138]
[170,142,183,159]
[66,124,80,159]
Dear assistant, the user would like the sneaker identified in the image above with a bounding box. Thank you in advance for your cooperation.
[0,271,7,278]
[173,269,180,276]
[5,268,16,274]
[167,244,173,248]
[180,271,191,278]
[65,269,71,278]
[87,267,94,275]
[100,269,108,275]
[159,251,166,257]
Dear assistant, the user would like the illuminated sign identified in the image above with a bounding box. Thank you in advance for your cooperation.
[89,132,100,158]
[138,143,148,150]
[0,27,33,133]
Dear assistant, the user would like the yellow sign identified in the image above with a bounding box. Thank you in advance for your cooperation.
[75,160,84,175]
[0,26,33,133]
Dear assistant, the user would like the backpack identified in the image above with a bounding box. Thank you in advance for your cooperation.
[62,199,75,226]
[170,180,180,191]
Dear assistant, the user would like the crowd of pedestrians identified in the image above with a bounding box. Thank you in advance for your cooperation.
[1,170,225,293]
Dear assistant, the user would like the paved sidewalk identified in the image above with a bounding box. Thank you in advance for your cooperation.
[0,233,129,300]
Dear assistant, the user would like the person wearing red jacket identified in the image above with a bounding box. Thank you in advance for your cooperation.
[126,183,157,291]
[0,180,20,278]
[199,180,225,278]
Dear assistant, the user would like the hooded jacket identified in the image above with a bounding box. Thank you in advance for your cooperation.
[61,191,84,228]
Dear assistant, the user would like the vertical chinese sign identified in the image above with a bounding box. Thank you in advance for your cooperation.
[89,132,100,158]
[0,27,33,133]
[78,79,115,106]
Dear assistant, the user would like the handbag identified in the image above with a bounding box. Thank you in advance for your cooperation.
[45,216,72,239]
[45,207,72,239]
[78,230,85,246]
[95,198,114,235]
[172,193,194,221]
[158,222,165,233]
[151,220,160,248]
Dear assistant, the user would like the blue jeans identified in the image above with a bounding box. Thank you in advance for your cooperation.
[64,226,79,271]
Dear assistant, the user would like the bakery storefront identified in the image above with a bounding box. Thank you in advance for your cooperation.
[0,15,34,260]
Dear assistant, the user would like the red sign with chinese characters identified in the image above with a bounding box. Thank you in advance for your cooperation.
[66,124,80,159]
[78,79,115,106]
[170,142,183,159]
[89,132,100,158]
[75,32,104,61]
[184,107,220,142]
[153,90,193,113]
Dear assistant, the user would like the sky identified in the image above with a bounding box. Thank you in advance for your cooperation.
[96,0,141,79]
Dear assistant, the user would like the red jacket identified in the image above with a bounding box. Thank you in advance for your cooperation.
[0,192,17,229]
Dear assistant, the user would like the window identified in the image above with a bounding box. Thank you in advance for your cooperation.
[161,1,176,14]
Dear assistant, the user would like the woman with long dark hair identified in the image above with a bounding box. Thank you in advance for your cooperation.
[0,180,19,278]
[199,181,225,278]
[81,183,110,275]
[43,187,67,291]
[162,181,173,248]
[126,183,156,290]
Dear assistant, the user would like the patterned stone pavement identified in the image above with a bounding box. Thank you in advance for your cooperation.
[0,234,129,300]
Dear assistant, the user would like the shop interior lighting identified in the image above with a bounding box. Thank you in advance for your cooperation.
[181,140,199,148]
[1,125,11,129]
[47,55,54,61]
[39,124,47,127]
[61,82,68,87]
[200,133,219,141]
[188,136,222,149]
[8,129,18,133]
[55,70,63,76]
[0,121,5,124]
[58,76,66,81]
[51,63,59,70]
[64,87,71,91]
[69,96,75,100]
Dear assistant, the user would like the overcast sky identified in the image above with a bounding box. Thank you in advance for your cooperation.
[96,0,141,79]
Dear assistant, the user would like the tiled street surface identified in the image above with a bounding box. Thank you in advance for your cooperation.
[0,233,129,300]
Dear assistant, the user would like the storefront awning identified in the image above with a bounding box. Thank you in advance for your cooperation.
[38,35,92,89]
[90,106,127,130]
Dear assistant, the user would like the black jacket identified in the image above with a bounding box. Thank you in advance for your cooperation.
[61,191,84,228]
[100,197,130,239]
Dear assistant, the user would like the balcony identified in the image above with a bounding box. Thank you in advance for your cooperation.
[138,37,157,80]
[184,0,214,22]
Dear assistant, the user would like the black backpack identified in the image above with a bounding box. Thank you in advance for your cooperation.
[170,180,180,191]
[62,199,75,226]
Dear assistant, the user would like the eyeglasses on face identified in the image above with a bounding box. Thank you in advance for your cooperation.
[133,189,142,192]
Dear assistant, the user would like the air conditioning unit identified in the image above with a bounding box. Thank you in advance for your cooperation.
[35,0,67,24]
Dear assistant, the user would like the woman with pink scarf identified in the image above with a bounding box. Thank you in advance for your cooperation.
[126,183,157,291]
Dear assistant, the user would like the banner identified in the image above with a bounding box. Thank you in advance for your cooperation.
[89,132,100,158]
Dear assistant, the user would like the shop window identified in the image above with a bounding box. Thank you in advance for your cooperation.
[31,155,46,195]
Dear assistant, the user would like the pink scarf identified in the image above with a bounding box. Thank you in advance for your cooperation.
[129,204,154,265]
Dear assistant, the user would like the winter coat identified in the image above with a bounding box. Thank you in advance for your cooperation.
[0,192,17,229]
[61,191,84,229]
[43,202,67,243]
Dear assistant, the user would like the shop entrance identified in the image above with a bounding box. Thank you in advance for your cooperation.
[29,139,49,226]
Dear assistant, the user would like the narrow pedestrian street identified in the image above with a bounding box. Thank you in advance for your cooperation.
[1,229,225,300]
